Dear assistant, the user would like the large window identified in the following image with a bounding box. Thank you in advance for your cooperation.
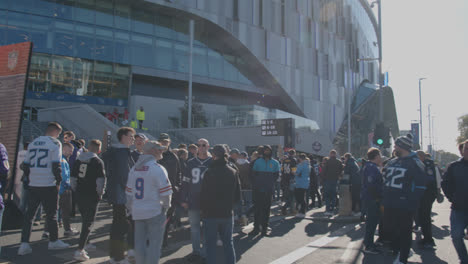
[155,39,173,71]
[131,33,154,68]
[50,55,74,94]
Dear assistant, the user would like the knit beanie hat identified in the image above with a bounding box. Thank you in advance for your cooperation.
[395,133,413,151]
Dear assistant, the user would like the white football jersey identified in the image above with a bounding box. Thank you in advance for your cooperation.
[24,136,62,187]
[126,159,172,220]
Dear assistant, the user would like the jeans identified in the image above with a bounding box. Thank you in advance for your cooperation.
[323,180,337,212]
[309,185,322,207]
[274,182,281,201]
[450,209,468,264]
[21,186,59,242]
[109,204,129,261]
[77,199,99,250]
[203,217,236,264]
[294,188,307,214]
[59,190,72,231]
[253,190,272,231]
[134,213,166,264]
[188,209,205,256]
[0,207,3,254]
[241,190,253,216]
[282,188,295,211]
[363,200,381,248]
[419,191,436,243]
[384,207,414,264]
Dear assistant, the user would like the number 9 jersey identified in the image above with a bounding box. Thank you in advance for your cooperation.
[24,136,62,187]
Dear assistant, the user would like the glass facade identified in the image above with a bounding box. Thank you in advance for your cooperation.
[0,0,253,105]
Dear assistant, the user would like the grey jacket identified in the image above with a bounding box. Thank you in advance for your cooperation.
[102,143,135,205]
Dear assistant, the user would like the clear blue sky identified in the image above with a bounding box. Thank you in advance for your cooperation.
[381,0,468,155]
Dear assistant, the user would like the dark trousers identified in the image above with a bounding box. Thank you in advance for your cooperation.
[77,199,99,249]
[294,188,307,214]
[351,186,361,212]
[163,205,176,247]
[59,190,72,231]
[109,204,130,261]
[253,190,272,231]
[127,216,134,250]
[364,200,381,248]
[384,207,414,264]
[309,184,322,207]
[138,120,143,129]
[21,186,59,242]
[418,191,436,243]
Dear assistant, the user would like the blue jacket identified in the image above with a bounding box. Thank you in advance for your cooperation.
[382,152,428,211]
[59,156,71,195]
[251,158,280,192]
[361,161,383,202]
[442,158,468,212]
[295,160,311,189]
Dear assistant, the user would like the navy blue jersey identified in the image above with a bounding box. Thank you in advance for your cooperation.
[181,157,212,210]
[382,153,428,211]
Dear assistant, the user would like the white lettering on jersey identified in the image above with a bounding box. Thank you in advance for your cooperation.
[385,167,407,189]
[78,164,88,178]
[191,167,207,184]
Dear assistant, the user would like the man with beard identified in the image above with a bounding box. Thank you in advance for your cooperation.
[249,145,280,237]
[382,134,428,264]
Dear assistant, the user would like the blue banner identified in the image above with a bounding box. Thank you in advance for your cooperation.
[411,123,420,146]
[26,91,127,107]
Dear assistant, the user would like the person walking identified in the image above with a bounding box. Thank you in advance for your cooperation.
[382,134,428,264]
[71,140,106,262]
[361,148,383,254]
[442,140,468,264]
[126,141,173,264]
[249,145,280,237]
[294,154,310,218]
[321,150,343,216]
[200,145,241,264]
[102,127,136,264]
[136,107,145,130]
[18,122,70,256]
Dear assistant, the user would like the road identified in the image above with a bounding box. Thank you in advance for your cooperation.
[0,200,460,264]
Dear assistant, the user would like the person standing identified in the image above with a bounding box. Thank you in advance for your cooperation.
[383,134,428,264]
[281,150,298,215]
[200,145,240,264]
[180,138,212,262]
[249,145,280,237]
[102,127,135,264]
[294,154,310,218]
[308,158,322,209]
[59,142,79,237]
[237,151,251,225]
[361,148,383,254]
[442,140,468,264]
[136,107,145,130]
[126,141,172,264]
[344,153,361,216]
[18,122,70,255]
[131,133,148,162]
[71,140,106,262]
[321,150,343,216]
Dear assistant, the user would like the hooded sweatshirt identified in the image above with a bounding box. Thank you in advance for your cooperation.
[295,160,311,189]
[102,143,134,205]
[71,152,106,203]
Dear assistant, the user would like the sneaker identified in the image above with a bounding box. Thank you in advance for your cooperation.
[295,213,305,218]
[74,249,90,262]
[324,211,333,216]
[127,249,135,260]
[248,229,260,237]
[84,243,97,251]
[261,230,270,237]
[363,247,381,255]
[17,242,32,256]
[48,240,70,250]
[413,226,421,233]
[216,239,223,246]
[64,227,80,237]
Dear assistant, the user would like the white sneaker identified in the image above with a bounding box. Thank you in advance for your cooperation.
[84,243,97,251]
[64,228,80,237]
[127,249,135,260]
[217,239,223,246]
[17,242,32,256]
[48,240,70,250]
[74,249,90,262]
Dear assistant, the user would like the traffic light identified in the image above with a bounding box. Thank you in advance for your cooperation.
[373,123,390,147]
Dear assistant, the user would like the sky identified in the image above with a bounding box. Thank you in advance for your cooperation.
[380,0,468,155]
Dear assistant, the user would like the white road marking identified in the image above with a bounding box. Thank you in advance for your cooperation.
[337,239,362,263]
[269,224,360,264]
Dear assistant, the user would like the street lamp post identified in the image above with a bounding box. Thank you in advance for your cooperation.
[419,77,426,150]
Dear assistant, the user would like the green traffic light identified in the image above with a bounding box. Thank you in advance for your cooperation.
[377,139,384,145]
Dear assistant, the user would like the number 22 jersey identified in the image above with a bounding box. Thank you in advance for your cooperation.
[24,136,62,187]
[181,157,212,210]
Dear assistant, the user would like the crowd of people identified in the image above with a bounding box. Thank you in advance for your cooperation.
[0,122,467,264]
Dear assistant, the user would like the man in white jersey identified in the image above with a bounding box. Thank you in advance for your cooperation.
[126,141,172,264]
[18,122,70,256]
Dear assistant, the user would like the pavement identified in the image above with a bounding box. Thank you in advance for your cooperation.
[0,199,462,264]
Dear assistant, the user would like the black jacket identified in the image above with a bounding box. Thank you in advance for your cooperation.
[442,158,468,212]
[158,149,181,191]
[101,144,134,205]
[200,158,241,218]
